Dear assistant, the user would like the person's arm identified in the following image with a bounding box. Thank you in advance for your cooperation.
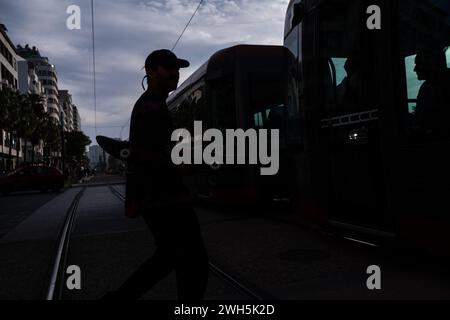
[128,101,170,168]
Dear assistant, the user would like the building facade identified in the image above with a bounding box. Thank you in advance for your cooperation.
[72,105,81,132]
[88,144,101,169]
[1,23,85,173]
[17,44,63,168]
[0,23,20,172]
[16,45,60,124]
[17,57,46,163]
[0,24,18,91]
[58,90,74,132]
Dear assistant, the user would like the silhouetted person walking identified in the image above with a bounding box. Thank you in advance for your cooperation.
[104,49,209,300]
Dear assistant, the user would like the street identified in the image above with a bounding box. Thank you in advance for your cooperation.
[0,190,61,239]
[1,181,450,300]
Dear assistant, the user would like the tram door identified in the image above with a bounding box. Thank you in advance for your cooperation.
[316,0,392,231]
[392,0,450,246]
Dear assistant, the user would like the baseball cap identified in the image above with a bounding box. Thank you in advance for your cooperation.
[144,49,190,71]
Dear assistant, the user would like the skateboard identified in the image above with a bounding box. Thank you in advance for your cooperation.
[96,136,131,161]
[96,135,191,218]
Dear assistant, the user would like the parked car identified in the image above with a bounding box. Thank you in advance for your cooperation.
[0,165,64,195]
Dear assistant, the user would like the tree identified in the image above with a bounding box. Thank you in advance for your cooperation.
[16,93,35,165]
[64,131,91,162]
[43,118,62,164]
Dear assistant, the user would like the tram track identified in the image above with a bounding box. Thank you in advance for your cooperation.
[46,187,86,300]
[108,184,276,301]
[41,183,392,301]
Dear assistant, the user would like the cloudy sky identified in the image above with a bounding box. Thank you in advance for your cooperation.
[0,0,289,146]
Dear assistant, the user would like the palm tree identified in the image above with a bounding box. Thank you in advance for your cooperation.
[42,117,61,165]
[19,93,44,165]
[31,115,46,164]
[16,93,33,166]
[28,94,45,164]
[40,116,51,165]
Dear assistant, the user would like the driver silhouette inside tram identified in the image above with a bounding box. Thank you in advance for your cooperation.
[413,47,450,136]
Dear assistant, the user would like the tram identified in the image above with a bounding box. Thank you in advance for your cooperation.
[284,0,450,248]
[167,45,301,205]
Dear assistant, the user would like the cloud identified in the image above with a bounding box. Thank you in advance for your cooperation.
[0,0,290,146]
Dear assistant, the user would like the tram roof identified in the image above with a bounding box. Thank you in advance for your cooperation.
[167,44,292,105]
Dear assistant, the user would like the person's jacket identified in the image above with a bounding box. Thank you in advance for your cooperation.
[125,90,190,218]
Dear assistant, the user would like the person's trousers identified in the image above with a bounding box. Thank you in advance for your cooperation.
[114,203,209,300]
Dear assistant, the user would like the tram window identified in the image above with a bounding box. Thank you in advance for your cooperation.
[403,49,449,116]
[190,88,203,119]
[173,98,192,131]
[398,0,450,139]
[171,86,206,133]
[332,58,348,88]
[319,0,378,116]
[249,72,287,142]
[285,26,299,58]
[332,57,365,110]
[190,87,205,128]
[404,54,425,115]
[249,72,285,113]
[253,106,284,129]
[448,47,450,66]
[210,77,236,131]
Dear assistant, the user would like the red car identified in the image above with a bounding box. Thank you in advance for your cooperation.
[0,165,64,195]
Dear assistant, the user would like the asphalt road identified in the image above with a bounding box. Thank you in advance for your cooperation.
[0,190,62,239]
[1,184,450,300]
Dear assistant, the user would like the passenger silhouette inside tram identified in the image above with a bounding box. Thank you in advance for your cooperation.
[336,56,363,113]
[413,48,450,136]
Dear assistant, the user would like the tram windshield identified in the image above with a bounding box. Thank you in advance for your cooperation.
[249,72,285,129]
[210,76,236,131]
[249,71,301,147]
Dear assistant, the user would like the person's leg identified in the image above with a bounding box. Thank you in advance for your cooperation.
[109,211,176,300]
[172,205,209,301]
[175,245,209,301]
[111,247,174,300]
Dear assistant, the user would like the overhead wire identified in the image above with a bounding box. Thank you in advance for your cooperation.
[91,0,205,141]
[172,0,205,51]
[91,0,97,137]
